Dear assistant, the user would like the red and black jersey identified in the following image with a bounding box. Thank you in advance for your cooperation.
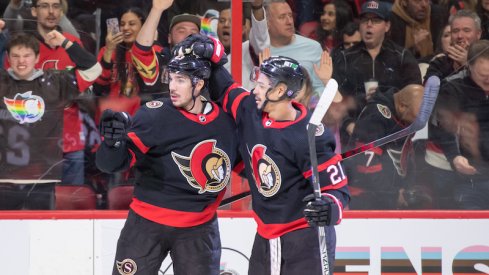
[209,66,350,239]
[0,70,84,183]
[348,88,415,186]
[97,98,239,227]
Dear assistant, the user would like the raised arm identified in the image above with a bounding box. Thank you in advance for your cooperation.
[137,0,174,47]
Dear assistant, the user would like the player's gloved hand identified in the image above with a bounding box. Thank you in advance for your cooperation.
[173,33,228,65]
[100,109,131,147]
[303,194,341,227]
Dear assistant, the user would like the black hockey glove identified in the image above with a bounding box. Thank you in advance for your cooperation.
[173,33,228,65]
[303,194,341,227]
[100,109,131,147]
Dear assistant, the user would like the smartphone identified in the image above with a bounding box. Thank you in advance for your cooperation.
[106,18,120,35]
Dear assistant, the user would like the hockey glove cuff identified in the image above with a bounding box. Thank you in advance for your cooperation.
[303,193,341,227]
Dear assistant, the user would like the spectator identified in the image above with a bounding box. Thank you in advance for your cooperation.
[330,22,361,61]
[389,0,448,61]
[430,40,489,209]
[96,1,238,273]
[434,24,451,54]
[95,7,162,119]
[267,1,325,96]
[3,0,80,39]
[217,6,251,54]
[333,0,421,143]
[424,10,481,82]
[316,0,354,51]
[476,0,489,40]
[347,84,425,209]
[4,0,100,186]
[224,0,269,91]
[0,32,100,210]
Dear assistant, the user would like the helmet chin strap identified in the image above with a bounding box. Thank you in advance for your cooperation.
[184,78,199,112]
[260,84,290,110]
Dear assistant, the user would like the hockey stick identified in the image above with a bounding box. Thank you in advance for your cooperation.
[306,78,339,275]
[341,75,440,159]
[219,76,440,207]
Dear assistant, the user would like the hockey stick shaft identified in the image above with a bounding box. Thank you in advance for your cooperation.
[307,79,339,275]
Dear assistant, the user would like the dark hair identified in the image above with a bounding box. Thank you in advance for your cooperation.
[316,0,353,49]
[32,0,62,7]
[434,24,450,54]
[341,22,359,37]
[6,33,40,56]
[115,7,147,96]
[467,40,489,66]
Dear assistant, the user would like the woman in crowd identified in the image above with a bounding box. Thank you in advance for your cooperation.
[316,0,354,51]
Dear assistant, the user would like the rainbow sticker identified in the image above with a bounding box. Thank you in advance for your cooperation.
[3,91,45,124]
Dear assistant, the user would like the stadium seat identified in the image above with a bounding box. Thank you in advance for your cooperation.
[55,185,97,210]
[107,185,134,210]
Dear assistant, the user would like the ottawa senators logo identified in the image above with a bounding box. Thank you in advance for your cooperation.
[172,140,231,193]
[249,144,281,197]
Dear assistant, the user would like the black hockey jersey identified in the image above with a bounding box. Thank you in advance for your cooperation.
[347,89,415,209]
[0,69,82,183]
[209,66,350,239]
[97,98,239,227]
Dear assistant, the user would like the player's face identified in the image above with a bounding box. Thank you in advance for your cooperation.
[169,22,200,47]
[31,0,62,31]
[120,12,143,44]
[168,72,195,108]
[252,73,274,110]
[450,17,481,48]
[8,46,40,80]
[359,14,390,49]
[469,58,489,93]
[217,9,231,50]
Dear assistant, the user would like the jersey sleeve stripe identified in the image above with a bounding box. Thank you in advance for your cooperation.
[231,92,248,120]
[223,82,242,113]
[322,193,344,224]
[127,132,150,154]
[128,149,137,167]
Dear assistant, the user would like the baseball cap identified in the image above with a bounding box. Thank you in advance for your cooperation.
[170,13,201,31]
[360,0,390,21]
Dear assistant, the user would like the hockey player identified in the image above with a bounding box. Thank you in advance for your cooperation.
[347,84,427,209]
[0,32,101,209]
[95,1,238,274]
[176,34,350,274]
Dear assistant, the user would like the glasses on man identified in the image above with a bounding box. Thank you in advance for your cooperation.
[359,17,384,25]
[36,3,62,11]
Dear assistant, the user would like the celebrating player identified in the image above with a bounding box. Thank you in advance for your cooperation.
[176,34,350,273]
[95,0,239,274]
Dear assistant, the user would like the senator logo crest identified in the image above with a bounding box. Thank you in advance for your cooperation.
[249,144,281,197]
[172,140,231,193]
[116,259,137,275]
[377,104,391,119]
[4,91,45,124]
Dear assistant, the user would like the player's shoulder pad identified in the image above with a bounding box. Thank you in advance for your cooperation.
[376,103,392,119]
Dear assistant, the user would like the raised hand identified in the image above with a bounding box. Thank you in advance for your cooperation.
[153,0,174,11]
[313,51,333,85]
[0,19,4,32]
[258,47,271,65]
[45,30,70,48]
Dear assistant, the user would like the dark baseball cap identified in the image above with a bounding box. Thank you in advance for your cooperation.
[360,0,390,21]
[170,13,201,31]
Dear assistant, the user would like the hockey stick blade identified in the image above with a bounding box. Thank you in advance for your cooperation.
[341,76,440,159]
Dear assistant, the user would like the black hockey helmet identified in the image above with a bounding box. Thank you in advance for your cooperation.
[166,54,211,82]
[257,56,305,97]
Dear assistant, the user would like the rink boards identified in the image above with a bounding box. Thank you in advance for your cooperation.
[0,210,488,275]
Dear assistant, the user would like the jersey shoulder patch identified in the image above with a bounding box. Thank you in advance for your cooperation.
[146,100,164,109]
[376,104,391,119]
